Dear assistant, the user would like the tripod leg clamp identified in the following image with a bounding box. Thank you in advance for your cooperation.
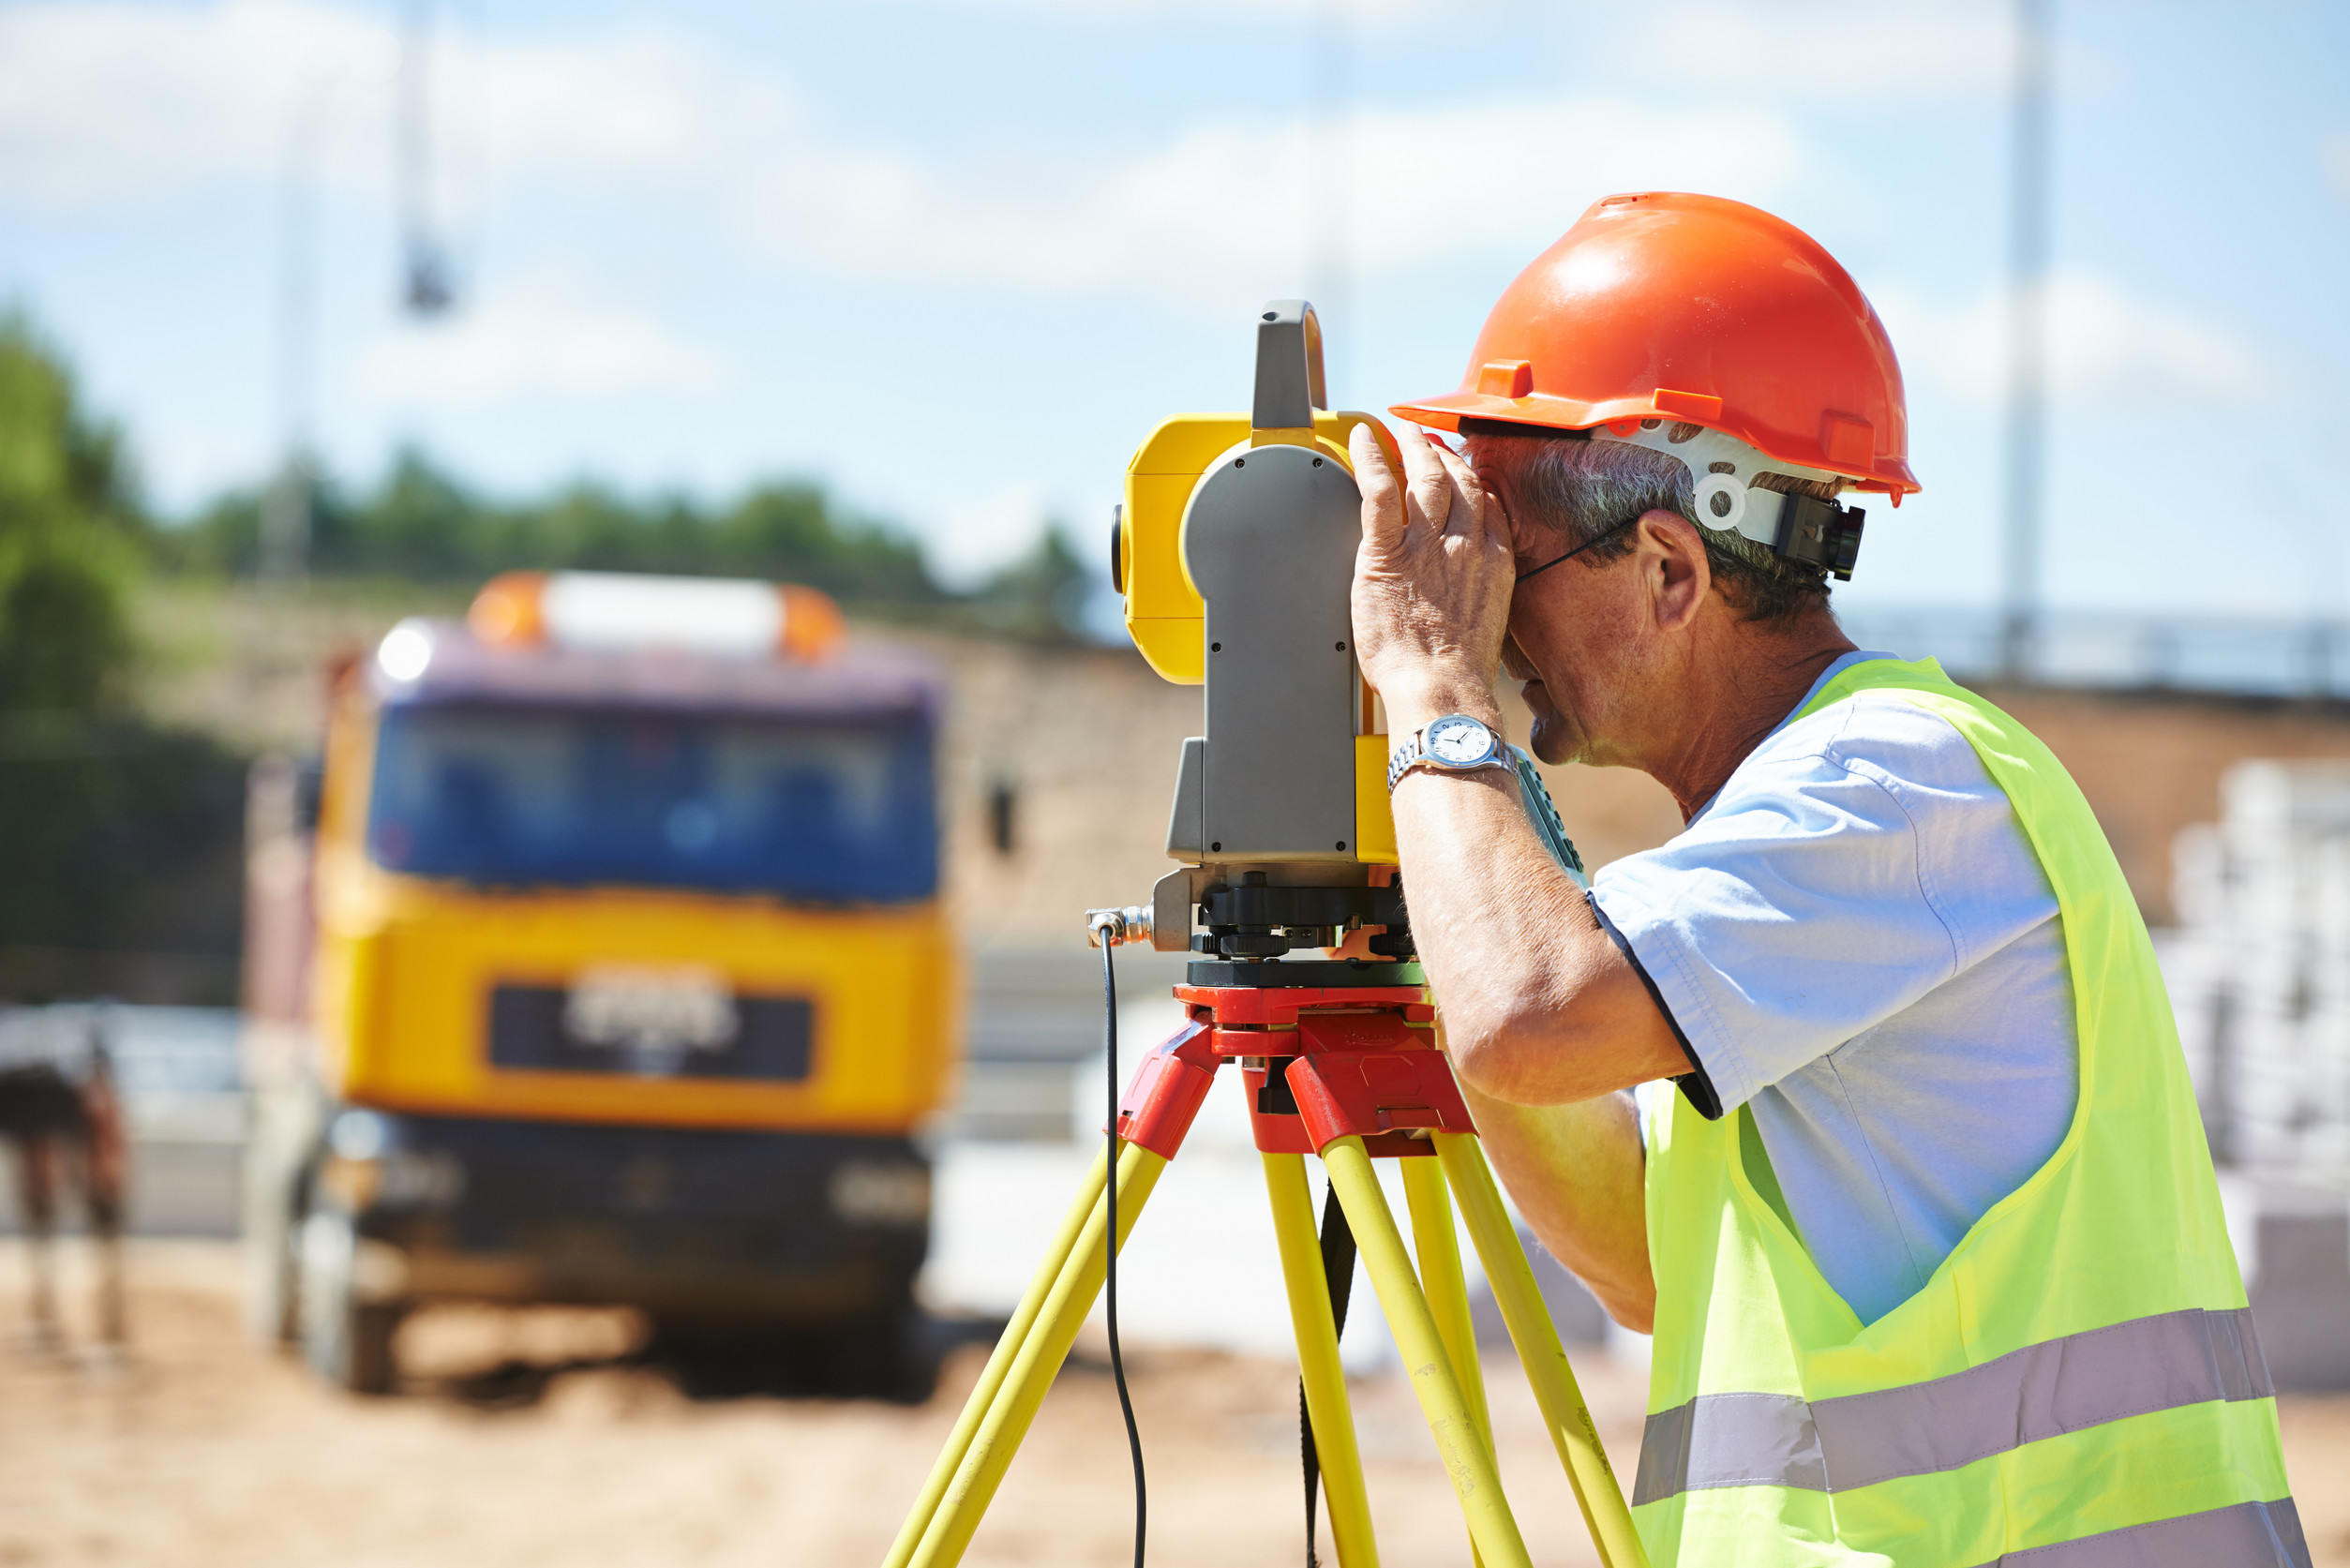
[1111,1020,1220,1159]
[1290,1049,1476,1153]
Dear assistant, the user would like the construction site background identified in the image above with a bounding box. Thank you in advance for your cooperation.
[6,587,2350,1565]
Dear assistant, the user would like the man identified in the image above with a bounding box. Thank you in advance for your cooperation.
[1349,192,2303,1566]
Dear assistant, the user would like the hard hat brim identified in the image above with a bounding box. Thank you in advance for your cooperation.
[1390,390,1922,497]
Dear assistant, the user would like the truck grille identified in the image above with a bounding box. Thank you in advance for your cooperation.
[486,985,814,1082]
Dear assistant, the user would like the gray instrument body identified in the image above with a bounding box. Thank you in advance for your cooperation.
[1149,300,1586,953]
[1163,300,1365,869]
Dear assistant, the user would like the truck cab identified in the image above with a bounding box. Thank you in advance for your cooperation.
[243,572,955,1396]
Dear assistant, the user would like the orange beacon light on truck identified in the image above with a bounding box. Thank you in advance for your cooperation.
[468,571,846,662]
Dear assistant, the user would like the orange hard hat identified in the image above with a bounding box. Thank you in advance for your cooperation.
[1391,191,1919,497]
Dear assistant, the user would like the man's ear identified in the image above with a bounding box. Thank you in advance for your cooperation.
[1639,509,1711,633]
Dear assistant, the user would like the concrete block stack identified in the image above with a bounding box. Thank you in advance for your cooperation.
[2170,760,2350,1176]
[2167,759,2350,1389]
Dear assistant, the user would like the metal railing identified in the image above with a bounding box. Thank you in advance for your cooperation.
[1838,606,2350,701]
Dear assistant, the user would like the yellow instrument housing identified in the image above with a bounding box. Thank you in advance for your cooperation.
[1118,411,1400,685]
[1118,409,1403,868]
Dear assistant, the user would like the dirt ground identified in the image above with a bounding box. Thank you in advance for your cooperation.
[2,1240,2343,1568]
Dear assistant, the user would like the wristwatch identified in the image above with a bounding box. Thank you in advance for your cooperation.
[1388,713,1508,792]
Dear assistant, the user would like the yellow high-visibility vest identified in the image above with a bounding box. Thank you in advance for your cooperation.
[1637,657,2304,1566]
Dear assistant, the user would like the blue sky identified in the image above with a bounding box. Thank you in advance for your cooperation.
[2,0,2346,616]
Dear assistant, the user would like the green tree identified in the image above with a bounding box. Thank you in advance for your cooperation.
[970,525,1096,643]
[0,311,244,1002]
[162,450,954,612]
[349,446,477,577]
[0,311,142,710]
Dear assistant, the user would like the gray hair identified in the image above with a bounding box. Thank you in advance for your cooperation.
[1461,419,1837,624]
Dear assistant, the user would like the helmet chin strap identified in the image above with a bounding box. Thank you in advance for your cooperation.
[1589,420,1866,582]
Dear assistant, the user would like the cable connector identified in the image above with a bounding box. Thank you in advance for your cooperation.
[1085,905,1155,948]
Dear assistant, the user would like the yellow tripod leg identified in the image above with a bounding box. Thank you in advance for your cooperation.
[1401,1152,1492,1568]
[882,1142,1112,1568]
[1434,1130,1650,1568]
[1401,1154,1492,1449]
[1323,1136,1532,1568]
[907,1139,1166,1568]
[1263,1153,1380,1568]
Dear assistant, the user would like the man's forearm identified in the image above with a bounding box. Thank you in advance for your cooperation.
[1385,694,1685,1101]
[1459,1080,1655,1331]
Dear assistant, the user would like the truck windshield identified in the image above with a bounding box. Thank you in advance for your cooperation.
[366,704,936,902]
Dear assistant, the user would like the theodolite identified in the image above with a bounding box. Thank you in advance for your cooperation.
[880,303,1646,1568]
[1104,299,1580,969]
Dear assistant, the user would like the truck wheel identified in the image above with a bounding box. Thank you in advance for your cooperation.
[837,1304,939,1405]
[297,1212,401,1395]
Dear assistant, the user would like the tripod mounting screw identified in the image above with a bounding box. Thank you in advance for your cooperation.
[1085,905,1155,948]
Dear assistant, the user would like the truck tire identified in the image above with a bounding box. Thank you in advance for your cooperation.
[646,1306,936,1403]
[296,1212,401,1395]
[851,1304,940,1406]
[810,1300,937,1404]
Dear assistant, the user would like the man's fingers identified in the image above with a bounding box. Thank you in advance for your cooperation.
[1419,441,1513,575]
[1399,430,1454,533]
[1350,424,1407,551]
[1427,438,1492,537]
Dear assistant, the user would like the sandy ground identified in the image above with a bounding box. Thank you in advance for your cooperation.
[0,1239,1650,1568]
[2,1239,2343,1568]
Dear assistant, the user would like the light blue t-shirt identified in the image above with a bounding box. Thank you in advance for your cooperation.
[1593,652,2078,1325]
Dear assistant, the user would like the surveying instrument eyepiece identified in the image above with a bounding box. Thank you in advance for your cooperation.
[882,305,1650,1568]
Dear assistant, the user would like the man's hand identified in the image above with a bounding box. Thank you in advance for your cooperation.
[1349,423,1515,732]
[1349,421,1679,1330]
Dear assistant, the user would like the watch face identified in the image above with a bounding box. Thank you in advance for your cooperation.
[1427,716,1494,765]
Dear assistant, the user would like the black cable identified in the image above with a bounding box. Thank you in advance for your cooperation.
[1101,934,1145,1568]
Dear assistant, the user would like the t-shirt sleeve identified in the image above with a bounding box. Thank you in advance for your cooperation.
[1590,733,1968,1116]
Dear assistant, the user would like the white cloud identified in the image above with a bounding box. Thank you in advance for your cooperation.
[355,275,729,406]
[0,0,797,211]
[457,25,802,189]
[0,0,386,206]
[1602,1,2013,99]
[919,0,2020,99]
[916,0,1510,21]
[0,0,1807,313]
[1878,270,2281,413]
[727,94,1805,313]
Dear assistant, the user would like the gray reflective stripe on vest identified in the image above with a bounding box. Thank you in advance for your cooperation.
[1965,1497,2311,1568]
[1633,1307,2272,1502]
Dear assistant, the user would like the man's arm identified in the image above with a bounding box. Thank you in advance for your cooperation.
[1349,424,1686,1104]
[1347,426,1684,1326]
[1459,1084,1654,1333]
[1389,762,1684,1102]
[1390,761,1673,1329]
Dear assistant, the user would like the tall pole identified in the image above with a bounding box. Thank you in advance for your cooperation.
[2000,0,2051,681]
[1309,0,1352,404]
[261,94,324,581]
[399,0,455,316]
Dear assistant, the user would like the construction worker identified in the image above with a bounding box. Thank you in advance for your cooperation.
[1351,192,2304,1565]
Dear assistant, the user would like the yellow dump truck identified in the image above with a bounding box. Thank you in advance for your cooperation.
[242,572,955,1396]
